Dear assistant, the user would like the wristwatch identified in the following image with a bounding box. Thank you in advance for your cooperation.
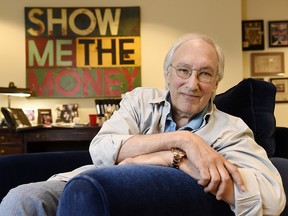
[171,148,186,169]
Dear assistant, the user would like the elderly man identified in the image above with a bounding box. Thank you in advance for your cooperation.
[0,33,286,215]
[89,33,286,215]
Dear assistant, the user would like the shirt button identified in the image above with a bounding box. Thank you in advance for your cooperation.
[159,124,162,129]
[164,101,168,107]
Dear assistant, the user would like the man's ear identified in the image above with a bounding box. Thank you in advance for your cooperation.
[165,70,170,87]
[214,81,219,91]
[212,81,218,95]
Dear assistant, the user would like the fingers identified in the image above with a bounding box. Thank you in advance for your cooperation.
[197,171,211,187]
[224,160,246,192]
[212,165,231,200]
[203,166,221,193]
[196,154,222,188]
[195,158,242,201]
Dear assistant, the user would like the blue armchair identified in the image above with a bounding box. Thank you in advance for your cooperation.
[0,78,287,215]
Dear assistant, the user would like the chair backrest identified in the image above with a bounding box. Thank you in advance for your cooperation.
[214,78,276,157]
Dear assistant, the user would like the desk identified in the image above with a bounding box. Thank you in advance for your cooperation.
[0,126,101,155]
[0,128,23,155]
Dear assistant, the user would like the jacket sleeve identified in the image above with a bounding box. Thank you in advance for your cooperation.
[89,87,167,167]
[89,94,139,167]
[216,125,286,215]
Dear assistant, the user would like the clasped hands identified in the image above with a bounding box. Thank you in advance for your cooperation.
[119,130,245,205]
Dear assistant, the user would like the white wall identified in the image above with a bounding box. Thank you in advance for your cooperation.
[0,0,242,123]
[242,0,288,127]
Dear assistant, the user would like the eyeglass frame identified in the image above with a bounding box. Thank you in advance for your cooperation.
[169,64,216,84]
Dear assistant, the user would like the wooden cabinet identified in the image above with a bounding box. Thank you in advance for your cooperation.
[0,126,100,155]
[22,126,100,153]
[0,129,23,155]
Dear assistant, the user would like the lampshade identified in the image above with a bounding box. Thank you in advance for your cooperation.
[0,82,31,107]
[0,82,31,96]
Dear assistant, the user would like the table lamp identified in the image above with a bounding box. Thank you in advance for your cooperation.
[0,82,31,108]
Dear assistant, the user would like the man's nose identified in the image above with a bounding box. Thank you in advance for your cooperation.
[186,72,200,89]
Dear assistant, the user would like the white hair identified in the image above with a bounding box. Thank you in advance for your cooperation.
[163,33,225,89]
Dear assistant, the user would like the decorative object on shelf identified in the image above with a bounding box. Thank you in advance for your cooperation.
[268,20,288,47]
[37,109,52,126]
[251,52,284,76]
[23,109,36,124]
[242,20,264,51]
[55,104,79,123]
[0,82,31,107]
[95,98,121,125]
[89,114,97,126]
[270,78,288,103]
[95,98,121,115]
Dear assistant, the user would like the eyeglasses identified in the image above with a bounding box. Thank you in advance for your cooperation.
[170,64,215,84]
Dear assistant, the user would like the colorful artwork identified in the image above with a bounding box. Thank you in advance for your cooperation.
[25,7,141,98]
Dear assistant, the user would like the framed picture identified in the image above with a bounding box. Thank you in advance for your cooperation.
[251,52,284,76]
[268,21,288,47]
[23,109,35,123]
[242,20,264,51]
[270,78,288,103]
[55,104,78,123]
[37,109,53,125]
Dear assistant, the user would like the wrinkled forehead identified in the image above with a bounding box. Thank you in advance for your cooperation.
[173,39,219,69]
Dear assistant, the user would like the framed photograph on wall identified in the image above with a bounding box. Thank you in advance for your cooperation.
[242,20,264,51]
[268,21,288,47]
[270,78,288,103]
[37,109,53,125]
[251,52,284,76]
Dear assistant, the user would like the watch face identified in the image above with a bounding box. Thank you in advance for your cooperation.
[172,148,186,169]
[172,148,186,158]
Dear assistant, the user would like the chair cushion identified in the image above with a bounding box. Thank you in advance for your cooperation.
[214,78,276,157]
[0,151,92,201]
[58,164,233,216]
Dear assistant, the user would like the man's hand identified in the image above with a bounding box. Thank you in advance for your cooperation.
[180,157,235,205]
[175,131,245,202]
[119,149,237,205]
[117,130,245,205]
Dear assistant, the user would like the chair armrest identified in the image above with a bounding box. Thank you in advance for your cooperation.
[58,165,233,216]
[270,157,288,216]
[0,151,92,201]
[274,127,288,159]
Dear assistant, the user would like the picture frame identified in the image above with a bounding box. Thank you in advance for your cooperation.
[37,109,53,125]
[251,52,284,76]
[55,104,79,123]
[270,78,288,103]
[23,109,35,123]
[268,21,288,47]
[242,20,264,51]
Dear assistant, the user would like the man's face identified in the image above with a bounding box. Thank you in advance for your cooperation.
[167,39,219,119]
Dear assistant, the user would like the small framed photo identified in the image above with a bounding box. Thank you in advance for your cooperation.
[251,52,284,76]
[268,21,288,47]
[270,78,288,103]
[23,109,35,123]
[242,20,264,51]
[55,104,79,123]
[37,109,53,125]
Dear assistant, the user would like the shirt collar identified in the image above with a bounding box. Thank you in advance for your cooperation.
[164,92,211,131]
[178,105,208,131]
[148,90,168,104]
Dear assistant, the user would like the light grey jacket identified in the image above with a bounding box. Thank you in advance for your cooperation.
[90,87,286,215]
